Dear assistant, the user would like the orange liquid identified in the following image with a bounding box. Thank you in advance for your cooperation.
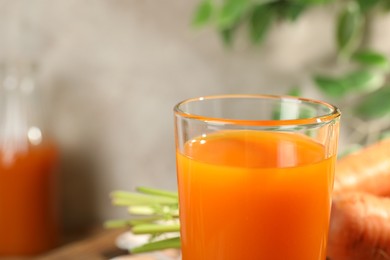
[0,142,59,256]
[177,130,335,260]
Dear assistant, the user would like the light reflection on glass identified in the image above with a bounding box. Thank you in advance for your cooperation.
[28,126,42,145]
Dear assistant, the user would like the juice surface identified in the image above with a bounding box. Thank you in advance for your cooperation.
[0,142,59,255]
[177,130,335,260]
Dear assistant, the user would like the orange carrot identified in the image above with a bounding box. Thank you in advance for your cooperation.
[327,192,390,260]
[334,138,390,196]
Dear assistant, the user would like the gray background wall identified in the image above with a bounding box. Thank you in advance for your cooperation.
[1,0,389,230]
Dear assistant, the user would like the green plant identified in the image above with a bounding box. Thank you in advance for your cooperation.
[193,0,390,147]
[105,187,181,253]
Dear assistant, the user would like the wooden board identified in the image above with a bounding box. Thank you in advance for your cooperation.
[38,228,128,260]
[0,228,180,260]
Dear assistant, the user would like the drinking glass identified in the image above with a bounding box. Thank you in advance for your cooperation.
[174,94,340,260]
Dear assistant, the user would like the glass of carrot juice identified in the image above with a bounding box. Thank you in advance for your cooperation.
[174,94,340,260]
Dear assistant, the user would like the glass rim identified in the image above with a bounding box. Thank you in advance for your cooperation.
[174,94,341,126]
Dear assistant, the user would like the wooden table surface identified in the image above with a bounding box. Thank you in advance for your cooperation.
[41,228,129,260]
[0,229,180,260]
[0,228,128,260]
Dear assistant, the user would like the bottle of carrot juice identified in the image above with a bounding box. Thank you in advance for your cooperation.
[0,63,60,256]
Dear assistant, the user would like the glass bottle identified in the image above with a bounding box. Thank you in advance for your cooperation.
[0,62,60,256]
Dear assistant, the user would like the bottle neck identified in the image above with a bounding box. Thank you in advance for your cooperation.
[0,62,43,164]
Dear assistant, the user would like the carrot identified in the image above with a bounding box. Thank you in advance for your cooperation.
[327,192,390,260]
[334,138,390,196]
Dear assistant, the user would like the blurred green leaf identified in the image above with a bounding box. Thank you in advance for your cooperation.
[341,70,384,93]
[355,87,390,119]
[285,2,308,21]
[293,0,332,4]
[193,0,214,27]
[352,50,390,69]
[357,0,381,12]
[314,76,346,98]
[299,106,316,119]
[250,5,274,43]
[383,0,390,11]
[287,86,301,96]
[315,70,384,98]
[220,27,235,46]
[336,3,363,54]
[379,130,390,140]
[272,106,281,120]
[218,0,249,29]
[272,107,282,120]
[274,1,308,21]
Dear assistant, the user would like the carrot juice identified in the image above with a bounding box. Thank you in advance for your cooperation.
[177,130,336,260]
[0,142,59,255]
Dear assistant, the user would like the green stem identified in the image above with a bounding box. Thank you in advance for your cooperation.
[132,223,181,235]
[129,217,167,226]
[111,191,178,206]
[104,219,130,229]
[253,0,281,5]
[128,206,156,215]
[128,205,180,219]
[136,186,179,199]
[131,237,181,254]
